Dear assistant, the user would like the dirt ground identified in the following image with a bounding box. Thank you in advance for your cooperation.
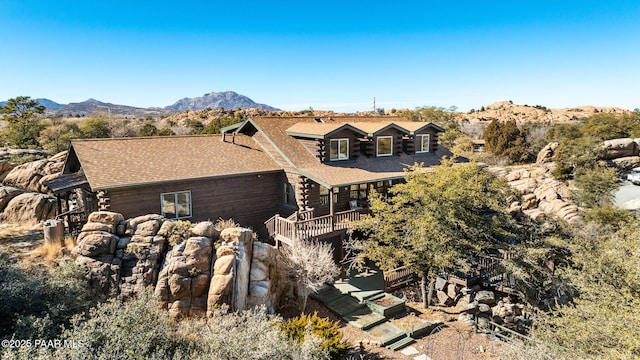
[0,222,44,257]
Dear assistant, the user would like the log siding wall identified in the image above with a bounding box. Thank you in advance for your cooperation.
[106,172,282,231]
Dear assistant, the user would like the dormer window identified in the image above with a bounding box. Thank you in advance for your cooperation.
[330,139,349,161]
[416,134,430,153]
[377,136,393,157]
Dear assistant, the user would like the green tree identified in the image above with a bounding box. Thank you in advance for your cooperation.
[79,118,111,138]
[139,123,158,137]
[546,123,582,143]
[533,221,640,358]
[38,123,83,153]
[579,113,640,141]
[572,166,619,208]
[201,117,243,134]
[185,119,204,134]
[155,128,174,136]
[551,137,604,180]
[354,160,515,307]
[483,119,531,162]
[0,96,45,148]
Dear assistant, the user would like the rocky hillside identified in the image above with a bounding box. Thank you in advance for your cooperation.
[165,91,279,112]
[459,101,631,124]
[52,99,173,118]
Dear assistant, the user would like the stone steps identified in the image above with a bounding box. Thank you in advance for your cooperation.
[386,334,415,351]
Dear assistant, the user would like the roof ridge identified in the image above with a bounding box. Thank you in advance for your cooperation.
[70,134,234,143]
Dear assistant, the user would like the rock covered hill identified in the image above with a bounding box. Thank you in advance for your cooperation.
[53,98,173,118]
[459,101,631,124]
[164,91,279,112]
[2,91,279,118]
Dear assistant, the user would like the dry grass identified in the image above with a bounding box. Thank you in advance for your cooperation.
[214,217,240,232]
[0,221,44,257]
[25,236,76,267]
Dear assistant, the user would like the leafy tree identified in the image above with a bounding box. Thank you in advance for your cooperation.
[354,160,515,307]
[483,120,531,162]
[532,221,640,358]
[38,123,83,153]
[0,96,45,148]
[579,113,640,141]
[281,240,339,313]
[139,123,158,137]
[551,137,604,180]
[155,128,174,136]
[572,166,619,208]
[201,117,244,134]
[79,118,111,138]
[184,119,204,134]
[546,123,582,143]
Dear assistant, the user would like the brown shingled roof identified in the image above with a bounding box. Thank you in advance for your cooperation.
[71,134,281,190]
[285,122,367,138]
[243,116,450,187]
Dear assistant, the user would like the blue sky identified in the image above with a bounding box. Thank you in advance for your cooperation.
[1,1,639,112]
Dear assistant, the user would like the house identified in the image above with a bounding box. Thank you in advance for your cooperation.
[47,116,448,243]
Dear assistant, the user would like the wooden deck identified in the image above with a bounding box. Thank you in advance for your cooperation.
[265,209,361,245]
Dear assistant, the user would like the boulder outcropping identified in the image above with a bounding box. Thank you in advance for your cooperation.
[74,212,283,318]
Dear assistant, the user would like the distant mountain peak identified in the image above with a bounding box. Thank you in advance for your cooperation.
[165,90,279,111]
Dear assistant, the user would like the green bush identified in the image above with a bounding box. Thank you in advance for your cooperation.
[281,312,347,360]
[161,220,192,246]
[0,253,97,341]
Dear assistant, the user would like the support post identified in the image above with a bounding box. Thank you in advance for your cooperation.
[329,187,335,232]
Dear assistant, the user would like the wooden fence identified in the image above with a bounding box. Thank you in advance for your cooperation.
[384,265,419,291]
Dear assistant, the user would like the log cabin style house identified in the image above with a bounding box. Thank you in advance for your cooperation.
[47,116,447,246]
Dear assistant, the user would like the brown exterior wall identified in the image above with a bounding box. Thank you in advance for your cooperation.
[375,129,405,157]
[325,129,362,163]
[105,171,283,231]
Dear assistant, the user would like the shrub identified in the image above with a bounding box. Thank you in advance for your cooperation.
[55,290,182,360]
[162,220,193,246]
[79,118,111,138]
[213,217,240,232]
[0,253,97,341]
[281,312,347,360]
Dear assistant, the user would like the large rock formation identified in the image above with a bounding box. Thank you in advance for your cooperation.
[73,211,283,319]
[0,151,67,223]
[2,151,66,193]
[155,236,213,318]
[0,186,25,213]
[491,166,582,224]
[206,227,255,314]
[459,101,630,124]
[0,192,57,223]
[247,241,281,313]
[601,138,638,160]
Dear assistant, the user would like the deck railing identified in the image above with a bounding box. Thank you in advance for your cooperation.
[265,209,361,245]
[383,265,419,292]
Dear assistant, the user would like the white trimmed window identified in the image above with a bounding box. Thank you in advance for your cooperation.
[329,138,349,161]
[416,134,430,153]
[161,191,192,219]
[377,136,393,157]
